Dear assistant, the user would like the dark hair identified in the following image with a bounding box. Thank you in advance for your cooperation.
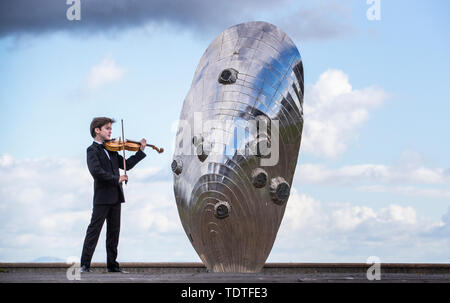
[90,117,115,138]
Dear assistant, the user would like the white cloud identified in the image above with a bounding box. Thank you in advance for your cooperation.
[358,185,450,199]
[0,153,187,262]
[293,150,450,199]
[39,211,91,233]
[302,69,389,158]
[331,205,377,231]
[274,191,447,262]
[0,154,13,167]
[295,160,449,187]
[281,188,323,233]
[281,191,424,235]
[1,153,449,263]
[441,207,450,225]
[379,205,417,225]
[124,182,182,233]
[85,55,125,91]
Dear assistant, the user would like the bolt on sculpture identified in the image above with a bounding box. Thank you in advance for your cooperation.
[172,21,304,272]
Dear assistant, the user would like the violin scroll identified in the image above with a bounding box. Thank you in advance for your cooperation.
[149,144,164,154]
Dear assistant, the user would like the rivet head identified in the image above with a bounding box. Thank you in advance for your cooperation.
[270,177,290,205]
[214,201,230,219]
[171,158,183,175]
[252,168,268,188]
[218,68,238,84]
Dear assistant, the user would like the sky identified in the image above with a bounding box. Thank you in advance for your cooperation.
[0,0,449,263]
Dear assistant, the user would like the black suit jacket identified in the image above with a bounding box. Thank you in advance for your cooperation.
[86,141,146,205]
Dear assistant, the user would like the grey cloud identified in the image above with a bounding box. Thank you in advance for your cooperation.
[0,0,273,38]
[280,1,357,42]
[1,0,355,41]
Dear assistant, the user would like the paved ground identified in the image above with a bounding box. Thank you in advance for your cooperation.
[2,271,450,283]
[1,263,449,283]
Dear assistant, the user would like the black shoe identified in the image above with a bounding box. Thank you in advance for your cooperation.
[107,267,129,274]
[80,265,92,273]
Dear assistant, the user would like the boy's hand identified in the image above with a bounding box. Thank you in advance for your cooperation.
[119,175,128,184]
[140,138,147,151]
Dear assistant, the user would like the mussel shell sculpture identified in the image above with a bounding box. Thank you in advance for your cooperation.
[172,21,304,272]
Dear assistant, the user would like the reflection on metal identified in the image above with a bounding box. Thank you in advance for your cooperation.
[171,158,183,175]
[270,176,290,205]
[252,168,268,188]
[192,135,203,146]
[172,21,304,272]
[196,143,209,162]
[214,201,231,219]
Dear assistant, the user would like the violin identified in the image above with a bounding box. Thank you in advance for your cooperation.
[105,119,164,186]
[104,138,164,154]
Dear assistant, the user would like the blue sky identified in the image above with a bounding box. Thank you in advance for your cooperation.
[1,0,449,263]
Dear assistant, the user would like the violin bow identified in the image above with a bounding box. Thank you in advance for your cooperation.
[121,119,127,185]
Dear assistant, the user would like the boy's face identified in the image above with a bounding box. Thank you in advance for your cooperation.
[95,123,112,141]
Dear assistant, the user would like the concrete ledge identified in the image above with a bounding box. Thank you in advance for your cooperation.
[1,262,450,274]
[2,263,450,283]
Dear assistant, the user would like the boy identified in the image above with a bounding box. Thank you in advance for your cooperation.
[80,117,147,273]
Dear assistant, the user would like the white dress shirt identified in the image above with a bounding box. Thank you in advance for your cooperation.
[94,140,111,160]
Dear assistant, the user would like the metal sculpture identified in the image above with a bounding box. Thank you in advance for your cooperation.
[172,21,304,272]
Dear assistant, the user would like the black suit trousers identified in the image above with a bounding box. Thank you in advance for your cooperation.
[80,203,121,269]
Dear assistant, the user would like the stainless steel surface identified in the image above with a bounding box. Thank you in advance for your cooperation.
[172,21,304,272]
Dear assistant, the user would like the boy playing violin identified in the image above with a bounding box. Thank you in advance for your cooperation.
[80,117,147,273]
